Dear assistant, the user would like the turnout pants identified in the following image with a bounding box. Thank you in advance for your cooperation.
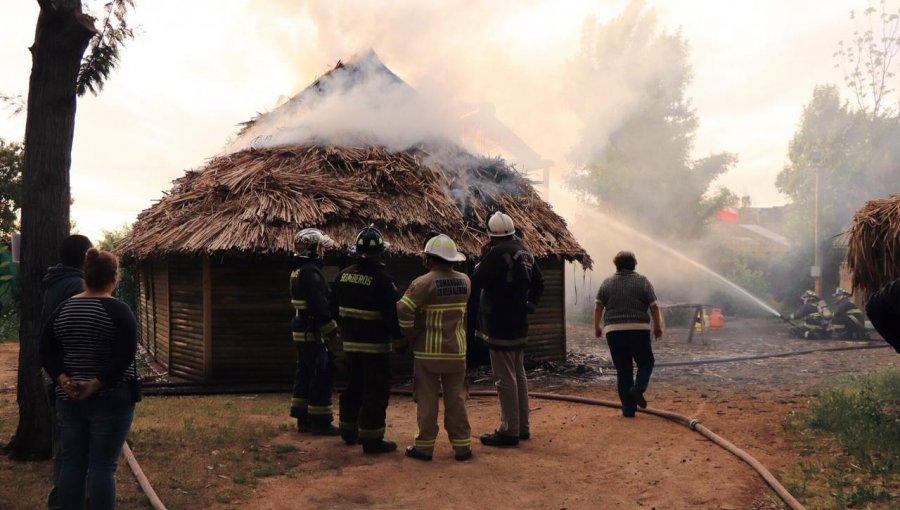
[413,359,471,455]
[339,352,391,442]
[488,348,529,437]
[606,330,654,415]
[290,342,336,428]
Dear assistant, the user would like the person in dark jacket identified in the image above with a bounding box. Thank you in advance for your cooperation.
[332,226,402,454]
[829,288,868,340]
[473,212,544,447]
[289,228,340,435]
[789,290,830,339]
[41,234,92,510]
[866,277,900,353]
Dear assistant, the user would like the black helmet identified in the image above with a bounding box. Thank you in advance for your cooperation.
[354,226,386,259]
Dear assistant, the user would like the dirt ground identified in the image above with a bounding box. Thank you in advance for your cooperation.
[1,319,898,509]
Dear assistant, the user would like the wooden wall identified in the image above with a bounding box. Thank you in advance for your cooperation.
[209,256,295,382]
[526,257,566,361]
[168,257,205,381]
[134,253,568,384]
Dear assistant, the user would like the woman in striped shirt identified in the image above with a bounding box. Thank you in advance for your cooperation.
[41,248,138,510]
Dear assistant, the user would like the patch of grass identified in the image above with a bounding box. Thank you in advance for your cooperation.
[783,369,900,509]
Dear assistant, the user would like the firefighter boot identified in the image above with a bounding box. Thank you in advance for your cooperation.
[404,446,433,461]
[310,424,341,436]
[296,417,310,433]
[362,439,397,454]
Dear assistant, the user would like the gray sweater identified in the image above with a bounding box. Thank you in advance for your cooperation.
[595,271,657,326]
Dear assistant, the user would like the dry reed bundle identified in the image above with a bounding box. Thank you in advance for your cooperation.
[118,143,591,268]
[845,194,900,295]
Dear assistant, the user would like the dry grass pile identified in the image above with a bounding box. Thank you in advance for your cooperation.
[845,194,900,295]
[118,143,590,267]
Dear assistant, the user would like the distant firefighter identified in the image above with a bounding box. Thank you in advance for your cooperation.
[789,290,830,339]
[828,288,869,340]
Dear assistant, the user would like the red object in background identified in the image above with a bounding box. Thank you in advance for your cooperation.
[710,308,725,329]
[716,208,739,222]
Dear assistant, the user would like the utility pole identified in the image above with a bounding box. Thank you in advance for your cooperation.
[811,150,822,295]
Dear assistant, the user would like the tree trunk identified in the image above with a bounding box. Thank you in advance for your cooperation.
[7,0,95,461]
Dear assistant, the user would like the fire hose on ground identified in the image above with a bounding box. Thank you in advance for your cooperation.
[125,388,806,510]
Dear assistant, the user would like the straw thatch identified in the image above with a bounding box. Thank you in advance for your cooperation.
[118,143,591,267]
[845,194,900,295]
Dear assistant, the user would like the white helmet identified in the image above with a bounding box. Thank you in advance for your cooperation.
[487,212,515,237]
[423,234,466,262]
[293,228,335,255]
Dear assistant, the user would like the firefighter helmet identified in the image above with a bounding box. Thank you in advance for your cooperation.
[353,226,386,258]
[833,287,851,298]
[487,212,515,237]
[293,228,334,255]
[802,290,819,302]
[423,234,466,263]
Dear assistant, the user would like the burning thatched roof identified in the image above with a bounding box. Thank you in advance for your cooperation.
[845,194,900,295]
[118,143,590,266]
[118,51,589,266]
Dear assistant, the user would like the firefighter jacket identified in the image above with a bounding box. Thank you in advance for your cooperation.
[471,237,544,350]
[866,277,900,352]
[790,302,827,330]
[290,257,337,342]
[397,266,470,368]
[831,300,865,332]
[331,260,402,353]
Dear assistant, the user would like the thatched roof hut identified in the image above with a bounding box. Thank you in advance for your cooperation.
[119,52,588,383]
[845,194,900,296]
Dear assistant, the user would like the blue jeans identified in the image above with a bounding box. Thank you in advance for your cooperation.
[56,386,135,510]
[606,330,655,415]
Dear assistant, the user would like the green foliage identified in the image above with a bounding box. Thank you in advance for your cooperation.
[784,369,900,508]
[99,225,136,309]
[77,0,136,97]
[835,2,900,118]
[566,0,738,240]
[0,139,23,241]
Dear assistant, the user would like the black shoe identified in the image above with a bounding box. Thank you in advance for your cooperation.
[630,387,648,409]
[362,439,397,454]
[622,410,636,418]
[454,450,473,461]
[341,434,358,445]
[519,431,530,440]
[405,446,432,461]
[479,432,519,447]
[297,419,310,433]
[310,424,341,436]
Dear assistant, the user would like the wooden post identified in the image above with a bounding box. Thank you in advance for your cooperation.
[202,255,213,382]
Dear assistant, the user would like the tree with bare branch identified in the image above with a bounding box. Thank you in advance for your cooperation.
[5,0,134,461]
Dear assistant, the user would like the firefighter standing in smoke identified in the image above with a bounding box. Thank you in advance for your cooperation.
[789,290,830,339]
[288,228,340,435]
[397,234,473,461]
[473,212,544,447]
[829,288,868,340]
[332,226,402,454]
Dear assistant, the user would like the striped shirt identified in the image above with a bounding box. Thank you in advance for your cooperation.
[41,297,137,400]
[596,271,658,332]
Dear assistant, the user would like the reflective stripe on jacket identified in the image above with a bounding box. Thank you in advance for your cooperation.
[332,261,401,353]
[398,267,471,362]
[290,258,337,342]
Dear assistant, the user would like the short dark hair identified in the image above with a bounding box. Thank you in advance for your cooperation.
[613,251,637,271]
[83,249,118,291]
[59,235,93,268]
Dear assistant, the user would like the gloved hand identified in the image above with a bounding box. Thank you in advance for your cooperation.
[314,343,331,374]
[526,301,537,314]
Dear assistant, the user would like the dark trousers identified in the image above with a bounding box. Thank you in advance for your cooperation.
[290,342,336,428]
[339,352,391,441]
[607,330,655,415]
[56,386,134,510]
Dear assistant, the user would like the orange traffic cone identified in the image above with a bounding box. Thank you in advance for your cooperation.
[710,308,725,329]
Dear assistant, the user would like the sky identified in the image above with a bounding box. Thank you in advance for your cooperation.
[0,0,865,243]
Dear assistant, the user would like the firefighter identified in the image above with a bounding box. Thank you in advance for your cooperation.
[789,290,830,339]
[473,212,544,447]
[829,288,869,340]
[332,226,402,454]
[398,234,472,462]
[289,228,340,435]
